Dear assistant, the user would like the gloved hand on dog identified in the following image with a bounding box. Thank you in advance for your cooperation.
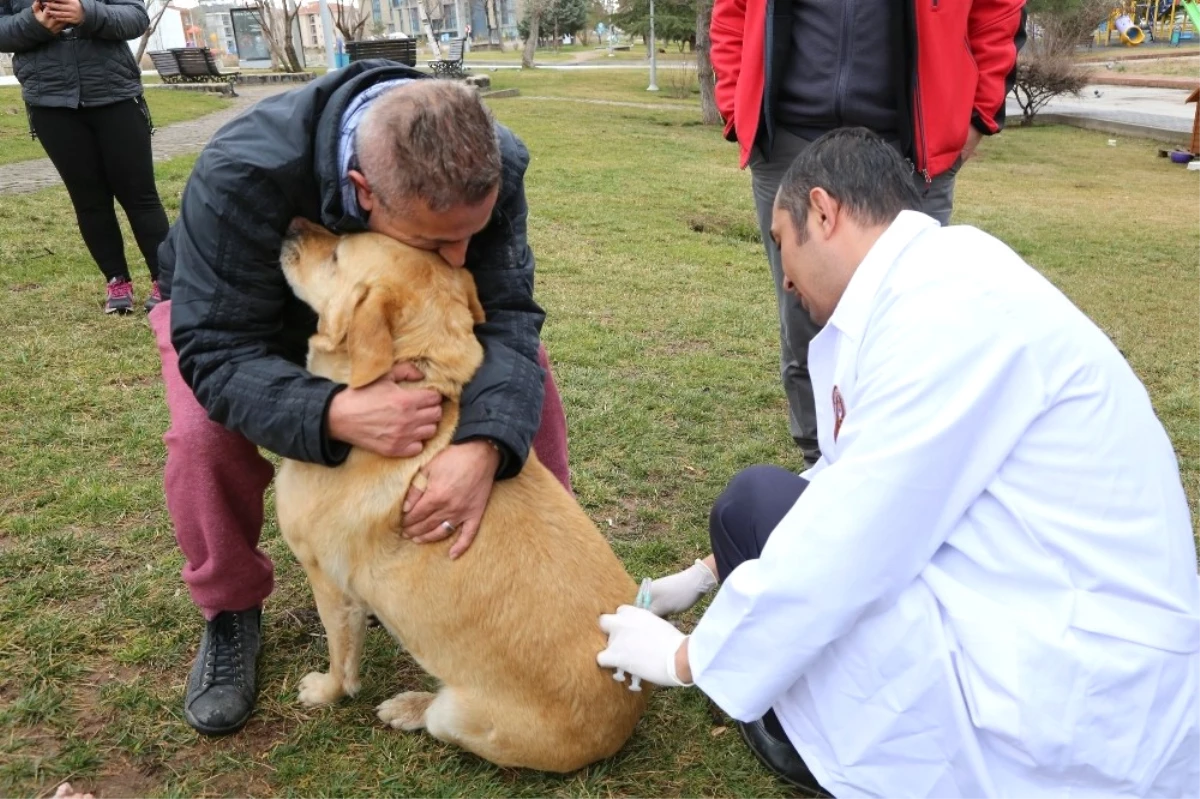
[598,605,692,687]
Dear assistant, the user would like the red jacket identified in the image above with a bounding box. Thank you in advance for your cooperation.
[711,0,1027,179]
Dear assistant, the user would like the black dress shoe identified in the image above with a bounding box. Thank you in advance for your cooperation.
[736,710,830,796]
[184,608,262,736]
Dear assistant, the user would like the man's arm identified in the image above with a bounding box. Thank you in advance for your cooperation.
[0,2,57,52]
[169,153,351,465]
[709,0,746,141]
[76,0,149,40]
[453,126,547,479]
[968,0,1027,135]
[686,299,1047,722]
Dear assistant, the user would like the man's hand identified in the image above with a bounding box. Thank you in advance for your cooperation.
[33,1,67,33]
[326,362,443,457]
[43,0,84,25]
[960,126,985,164]
[598,605,691,687]
[401,439,500,559]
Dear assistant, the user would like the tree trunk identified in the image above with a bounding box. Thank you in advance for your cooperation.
[419,2,442,57]
[280,0,303,71]
[695,0,720,125]
[251,3,290,69]
[521,7,539,67]
[283,38,302,71]
[134,0,174,64]
[486,0,505,51]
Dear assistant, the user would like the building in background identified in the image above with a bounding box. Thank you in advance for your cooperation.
[200,1,240,54]
[369,0,518,40]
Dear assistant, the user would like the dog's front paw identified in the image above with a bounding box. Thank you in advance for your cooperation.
[298,671,345,707]
[377,691,435,730]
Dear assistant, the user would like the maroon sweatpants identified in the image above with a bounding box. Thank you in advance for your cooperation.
[149,300,572,619]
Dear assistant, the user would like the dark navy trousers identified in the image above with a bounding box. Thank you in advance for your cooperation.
[710,464,809,581]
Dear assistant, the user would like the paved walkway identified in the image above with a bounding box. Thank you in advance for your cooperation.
[0,85,289,195]
[1005,83,1195,144]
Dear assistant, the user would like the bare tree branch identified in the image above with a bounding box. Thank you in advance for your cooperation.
[332,0,372,42]
[134,0,174,64]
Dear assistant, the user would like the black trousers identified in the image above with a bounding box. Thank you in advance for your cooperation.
[28,97,169,283]
[709,465,830,794]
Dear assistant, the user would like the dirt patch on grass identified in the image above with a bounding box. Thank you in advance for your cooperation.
[72,754,164,799]
[686,214,761,245]
[644,338,713,357]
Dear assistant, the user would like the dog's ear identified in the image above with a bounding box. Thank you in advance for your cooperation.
[458,271,486,325]
[345,283,398,388]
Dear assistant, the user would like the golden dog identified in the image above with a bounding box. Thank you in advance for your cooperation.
[274,220,648,772]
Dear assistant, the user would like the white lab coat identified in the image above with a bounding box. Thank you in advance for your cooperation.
[688,211,1200,798]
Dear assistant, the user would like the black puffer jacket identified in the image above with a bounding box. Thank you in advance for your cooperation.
[159,62,547,475]
[0,0,148,108]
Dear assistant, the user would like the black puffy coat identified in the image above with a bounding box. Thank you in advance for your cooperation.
[0,0,148,108]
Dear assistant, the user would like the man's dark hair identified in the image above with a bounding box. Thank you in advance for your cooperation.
[775,127,922,241]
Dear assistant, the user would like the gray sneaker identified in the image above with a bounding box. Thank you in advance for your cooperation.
[104,277,134,315]
[184,608,262,736]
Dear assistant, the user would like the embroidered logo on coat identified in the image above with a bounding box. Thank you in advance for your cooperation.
[832,386,846,442]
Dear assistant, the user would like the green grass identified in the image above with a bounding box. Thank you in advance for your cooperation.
[488,66,702,103]
[1,72,1197,797]
[464,42,696,64]
[0,86,230,167]
[1109,54,1200,76]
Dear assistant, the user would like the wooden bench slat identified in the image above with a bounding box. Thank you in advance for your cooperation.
[345,39,418,67]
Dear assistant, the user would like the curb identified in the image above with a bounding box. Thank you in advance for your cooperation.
[1077,48,1200,63]
[1082,74,1198,89]
[1034,112,1190,145]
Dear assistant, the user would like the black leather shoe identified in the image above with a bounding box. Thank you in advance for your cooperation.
[184,608,262,736]
[736,711,829,796]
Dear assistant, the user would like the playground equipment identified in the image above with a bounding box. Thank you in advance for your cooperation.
[1109,2,1146,44]
[1096,0,1199,44]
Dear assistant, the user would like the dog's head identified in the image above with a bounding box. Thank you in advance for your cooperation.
[280,218,486,394]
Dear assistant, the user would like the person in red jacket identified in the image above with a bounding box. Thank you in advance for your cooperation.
[710,0,1026,468]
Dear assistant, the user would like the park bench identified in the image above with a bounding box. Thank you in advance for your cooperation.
[172,47,240,84]
[429,37,466,78]
[345,38,418,66]
[147,50,183,83]
[148,48,239,86]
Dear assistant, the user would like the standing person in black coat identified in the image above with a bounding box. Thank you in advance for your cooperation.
[0,0,169,314]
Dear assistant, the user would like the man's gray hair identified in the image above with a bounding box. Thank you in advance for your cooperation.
[357,80,502,213]
[775,127,922,241]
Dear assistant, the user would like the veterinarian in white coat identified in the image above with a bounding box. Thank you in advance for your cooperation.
[598,128,1200,798]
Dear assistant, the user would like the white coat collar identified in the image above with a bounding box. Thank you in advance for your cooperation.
[826,210,940,342]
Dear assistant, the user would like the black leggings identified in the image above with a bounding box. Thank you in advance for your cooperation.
[28,97,169,283]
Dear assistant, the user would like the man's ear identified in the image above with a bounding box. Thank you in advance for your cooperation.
[348,169,375,215]
[335,282,398,388]
[808,187,840,240]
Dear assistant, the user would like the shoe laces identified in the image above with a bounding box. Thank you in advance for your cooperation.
[148,281,162,301]
[203,613,247,689]
[107,278,134,300]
